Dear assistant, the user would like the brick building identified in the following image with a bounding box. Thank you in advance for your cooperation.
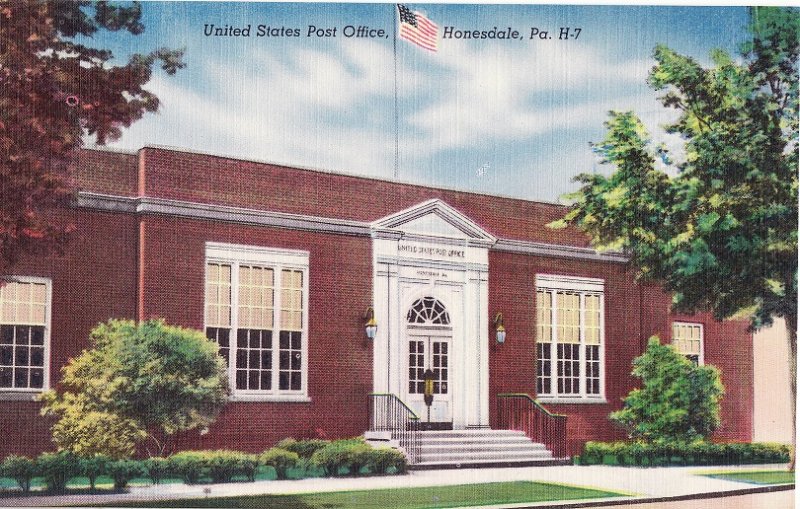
[0,146,754,461]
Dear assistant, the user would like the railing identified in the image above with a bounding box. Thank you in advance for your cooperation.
[496,393,568,459]
[368,393,420,463]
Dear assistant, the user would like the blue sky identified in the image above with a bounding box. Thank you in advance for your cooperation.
[90,3,751,202]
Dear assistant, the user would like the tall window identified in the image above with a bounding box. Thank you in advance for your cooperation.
[672,322,703,365]
[536,275,604,401]
[205,243,308,400]
[0,278,50,392]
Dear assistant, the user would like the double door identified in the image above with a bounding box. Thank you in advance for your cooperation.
[406,333,451,425]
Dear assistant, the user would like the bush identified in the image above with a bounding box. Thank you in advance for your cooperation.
[311,439,371,477]
[206,450,259,483]
[37,451,80,492]
[261,448,299,480]
[578,441,791,466]
[143,457,170,485]
[106,459,144,490]
[611,338,724,442]
[79,455,110,491]
[168,451,208,484]
[1,455,37,493]
[275,438,330,459]
[366,448,407,475]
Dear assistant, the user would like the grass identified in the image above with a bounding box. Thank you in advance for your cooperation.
[703,470,795,485]
[102,481,624,508]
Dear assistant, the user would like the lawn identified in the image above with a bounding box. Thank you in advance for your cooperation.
[104,481,624,508]
[704,470,795,485]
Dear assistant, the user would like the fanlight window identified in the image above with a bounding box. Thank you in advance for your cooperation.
[407,297,450,325]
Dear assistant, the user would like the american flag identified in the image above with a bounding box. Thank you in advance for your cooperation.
[397,4,438,52]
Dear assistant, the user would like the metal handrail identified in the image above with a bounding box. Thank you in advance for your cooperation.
[496,393,568,459]
[368,393,420,463]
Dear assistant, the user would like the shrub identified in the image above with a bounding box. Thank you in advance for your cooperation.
[79,455,110,491]
[311,439,371,477]
[142,457,170,485]
[106,459,144,490]
[367,448,407,474]
[207,450,253,483]
[275,438,330,459]
[237,454,260,482]
[1,455,37,493]
[261,448,299,480]
[168,451,208,484]
[37,451,80,492]
[578,441,791,466]
[611,338,724,443]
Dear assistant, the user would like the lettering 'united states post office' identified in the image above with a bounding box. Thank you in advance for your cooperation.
[1,146,754,466]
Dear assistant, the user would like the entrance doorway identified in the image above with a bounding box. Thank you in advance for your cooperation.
[405,297,452,428]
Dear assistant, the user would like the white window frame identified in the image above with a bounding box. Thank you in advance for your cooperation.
[671,321,704,365]
[205,242,310,402]
[535,274,606,403]
[0,276,52,400]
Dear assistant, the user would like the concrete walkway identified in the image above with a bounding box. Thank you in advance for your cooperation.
[0,463,793,507]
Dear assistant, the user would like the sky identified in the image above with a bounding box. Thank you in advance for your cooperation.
[87,3,753,203]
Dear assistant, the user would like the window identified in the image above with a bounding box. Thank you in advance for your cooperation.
[205,243,309,401]
[0,278,50,392]
[536,275,604,401]
[672,322,703,365]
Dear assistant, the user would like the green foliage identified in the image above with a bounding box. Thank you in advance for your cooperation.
[142,457,170,485]
[0,2,184,270]
[106,459,144,490]
[1,455,37,493]
[40,319,229,457]
[579,441,791,466]
[611,338,724,442]
[206,450,258,483]
[261,448,299,480]
[37,451,80,492]
[555,6,798,334]
[311,439,373,477]
[167,451,209,485]
[79,455,110,491]
[275,438,331,459]
[366,448,408,475]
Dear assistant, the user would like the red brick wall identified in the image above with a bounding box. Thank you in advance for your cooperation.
[138,215,374,452]
[672,313,754,442]
[135,147,589,247]
[488,251,753,455]
[0,209,138,458]
[72,149,138,196]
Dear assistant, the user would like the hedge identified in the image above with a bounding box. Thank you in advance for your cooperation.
[0,440,408,493]
[576,441,791,466]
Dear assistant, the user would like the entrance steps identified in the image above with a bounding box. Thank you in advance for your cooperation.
[367,429,569,469]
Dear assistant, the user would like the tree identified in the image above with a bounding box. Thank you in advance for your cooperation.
[552,7,798,466]
[0,2,183,270]
[611,338,724,443]
[40,319,229,457]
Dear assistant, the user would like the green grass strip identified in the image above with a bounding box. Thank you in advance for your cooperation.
[102,481,624,508]
[703,470,795,485]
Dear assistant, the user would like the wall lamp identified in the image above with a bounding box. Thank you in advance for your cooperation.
[364,306,378,340]
[493,312,506,344]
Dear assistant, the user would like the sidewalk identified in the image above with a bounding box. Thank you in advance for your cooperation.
[0,463,793,507]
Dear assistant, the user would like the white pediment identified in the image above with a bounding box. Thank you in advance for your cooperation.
[372,199,496,243]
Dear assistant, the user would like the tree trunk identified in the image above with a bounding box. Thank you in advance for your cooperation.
[786,315,797,472]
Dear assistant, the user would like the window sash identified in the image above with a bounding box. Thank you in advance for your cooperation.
[205,260,307,396]
[672,322,704,365]
[536,286,604,399]
[0,278,51,392]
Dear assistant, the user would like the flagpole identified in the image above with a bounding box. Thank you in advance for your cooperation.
[392,4,399,181]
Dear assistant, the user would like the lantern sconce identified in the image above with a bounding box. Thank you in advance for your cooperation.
[364,306,378,340]
[493,312,506,344]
